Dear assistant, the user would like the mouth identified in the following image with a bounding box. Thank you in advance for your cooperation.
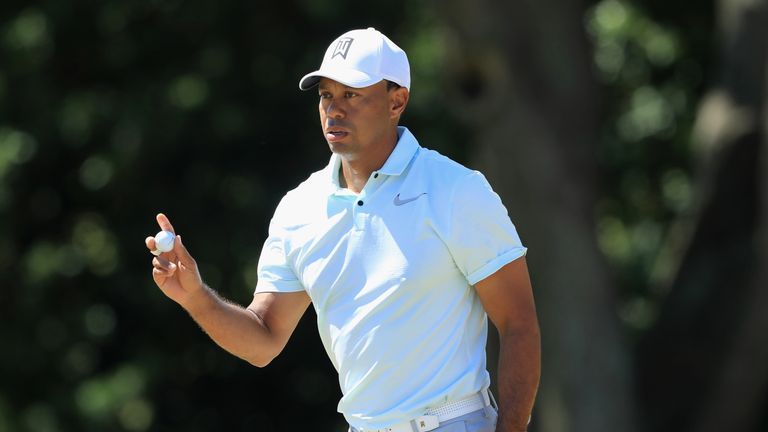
[325,128,349,142]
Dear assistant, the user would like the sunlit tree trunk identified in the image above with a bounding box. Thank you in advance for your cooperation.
[692,0,768,430]
[436,1,637,431]
[638,0,768,430]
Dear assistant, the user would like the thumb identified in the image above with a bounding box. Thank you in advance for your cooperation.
[174,235,196,270]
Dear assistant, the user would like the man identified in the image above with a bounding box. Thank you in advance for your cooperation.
[146,28,540,432]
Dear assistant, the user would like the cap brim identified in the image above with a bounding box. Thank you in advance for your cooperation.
[298,68,381,91]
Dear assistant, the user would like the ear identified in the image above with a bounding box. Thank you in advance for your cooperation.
[389,88,409,119]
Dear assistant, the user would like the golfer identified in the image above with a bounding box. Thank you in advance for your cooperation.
[147,27,540,432]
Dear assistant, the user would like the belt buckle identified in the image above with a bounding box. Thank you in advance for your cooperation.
[413,415,439,431]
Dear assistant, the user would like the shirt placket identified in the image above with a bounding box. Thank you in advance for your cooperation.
[352,170,385,231]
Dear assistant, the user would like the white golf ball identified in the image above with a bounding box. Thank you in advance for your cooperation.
[154,230,176,253]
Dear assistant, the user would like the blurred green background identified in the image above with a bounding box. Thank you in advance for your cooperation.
[1,0,766,431]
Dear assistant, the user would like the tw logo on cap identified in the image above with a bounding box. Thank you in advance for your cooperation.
[331,37,354,59]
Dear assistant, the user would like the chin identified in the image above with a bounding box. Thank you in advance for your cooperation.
[328,142,357,159]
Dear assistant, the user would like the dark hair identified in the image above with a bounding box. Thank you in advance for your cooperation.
[386,80,402,91]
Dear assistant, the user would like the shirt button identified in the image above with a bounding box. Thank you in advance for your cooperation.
[357,200,364,206]
[373,173,379,178]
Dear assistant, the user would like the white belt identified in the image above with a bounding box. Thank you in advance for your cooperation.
[356,390,493,432]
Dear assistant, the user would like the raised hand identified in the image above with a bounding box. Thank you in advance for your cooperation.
[145,213,205,309]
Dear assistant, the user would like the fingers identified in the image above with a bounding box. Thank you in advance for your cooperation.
[152,267,171,280]
[156,213,176,234]
[147,231,194,266]
[173,235,196,270]
[147,214,196,275]
[152,256,177,275]
[145,235,166,256]
[148,214,176,257]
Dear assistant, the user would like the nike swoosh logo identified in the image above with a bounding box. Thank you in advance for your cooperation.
[393,192,427,206]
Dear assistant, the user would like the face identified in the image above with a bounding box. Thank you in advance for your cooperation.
[317,78,400,160]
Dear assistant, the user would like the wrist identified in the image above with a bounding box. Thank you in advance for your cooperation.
[181,284,215,316]
[496,414,530,432]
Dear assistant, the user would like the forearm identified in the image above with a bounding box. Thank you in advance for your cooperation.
[495,326,541,432]
[183,286,278,367]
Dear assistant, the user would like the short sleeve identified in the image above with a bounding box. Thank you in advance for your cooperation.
[445,171,527,285]
[255,217,305,294]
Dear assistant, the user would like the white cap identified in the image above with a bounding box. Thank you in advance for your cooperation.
[299,27,410,91]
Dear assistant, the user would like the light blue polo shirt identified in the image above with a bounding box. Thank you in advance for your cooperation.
[256,127,527,430]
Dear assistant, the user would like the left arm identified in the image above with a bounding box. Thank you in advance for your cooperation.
[475,256,540,432]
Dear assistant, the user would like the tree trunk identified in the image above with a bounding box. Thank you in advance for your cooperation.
[436,1,637,431]
[637,0,768,430]
[693,1,768,429]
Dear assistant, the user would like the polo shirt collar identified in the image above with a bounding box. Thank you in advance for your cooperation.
[378,126,420,176]
[325,126,420,192]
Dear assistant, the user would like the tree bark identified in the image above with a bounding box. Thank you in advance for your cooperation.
[637,0,768,430]
[436,1,637,431]
[693,2,768,429]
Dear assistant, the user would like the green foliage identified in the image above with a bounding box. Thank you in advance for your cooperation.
[0,1,462,430]
[586,0,712,332]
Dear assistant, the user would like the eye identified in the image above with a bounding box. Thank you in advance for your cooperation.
[344,91,358,98]
[319,91,331,99]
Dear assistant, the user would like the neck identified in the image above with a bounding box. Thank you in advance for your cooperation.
[339,127,399,193]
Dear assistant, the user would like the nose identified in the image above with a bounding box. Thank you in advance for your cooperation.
[324,98,345,119]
